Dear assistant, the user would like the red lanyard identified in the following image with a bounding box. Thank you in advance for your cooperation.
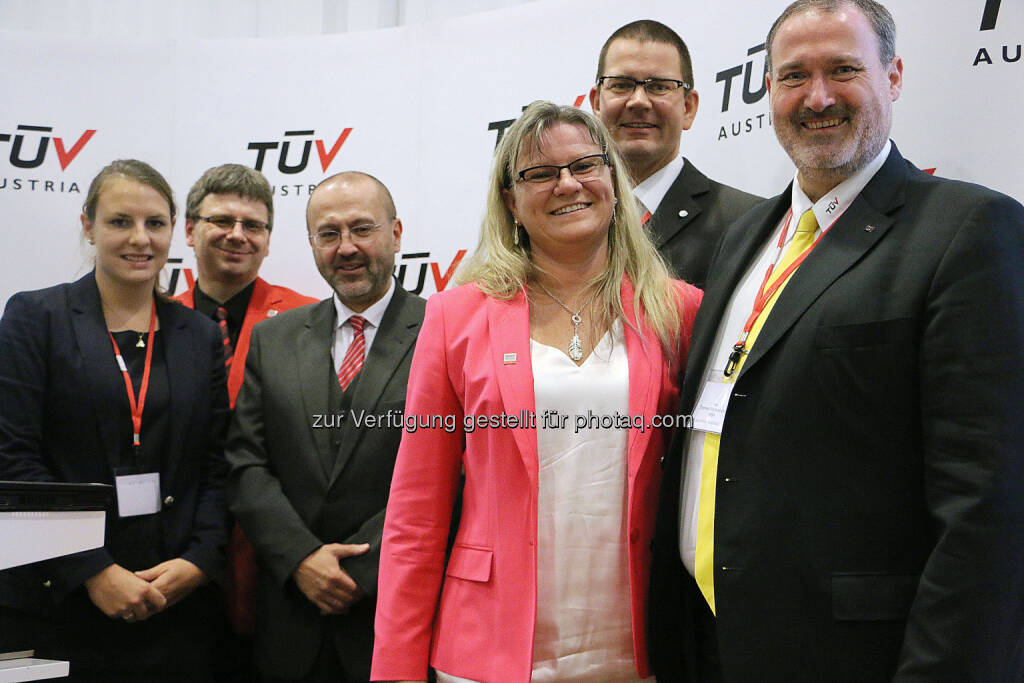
[108,301,157,451]
[723,208,834,376]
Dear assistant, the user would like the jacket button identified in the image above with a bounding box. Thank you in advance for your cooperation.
[629,529,640,543]
[163,495,175,506]
[42,580,52,588]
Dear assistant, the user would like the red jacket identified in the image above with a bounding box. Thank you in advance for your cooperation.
[175,278,317,408]
[175,276,316,633]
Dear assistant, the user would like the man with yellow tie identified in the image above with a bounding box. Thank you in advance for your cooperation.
[648,1,1024,681]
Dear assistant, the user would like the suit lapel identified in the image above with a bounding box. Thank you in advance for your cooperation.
[486,290,539,487]
[297,299,336,483]
[68,273,123,470]
[620,278,659,480]
[230,278,272,393]
[739,148,907,377]
[680,193,790,410]
[159,300,198,491]
[329,286,422,483]
[648,161,707,250]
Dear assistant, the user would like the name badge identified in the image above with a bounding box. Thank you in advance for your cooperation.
[691,373,733,434]
[115,472,161,517]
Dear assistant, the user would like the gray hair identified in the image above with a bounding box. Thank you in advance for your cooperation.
[766,0,896,72]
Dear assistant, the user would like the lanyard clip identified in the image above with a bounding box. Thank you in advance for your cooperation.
[724,342,746,377]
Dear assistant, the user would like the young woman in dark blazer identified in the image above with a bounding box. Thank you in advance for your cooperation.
[0,160,230,681]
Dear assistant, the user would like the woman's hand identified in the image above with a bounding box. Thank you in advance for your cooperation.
[84,563,168,621]
[134,558,207,608]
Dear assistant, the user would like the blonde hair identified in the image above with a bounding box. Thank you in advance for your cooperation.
[457,100,682,356]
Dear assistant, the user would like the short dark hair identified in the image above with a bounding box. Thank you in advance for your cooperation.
[596,20,694,90]
[766,0,896,72]
[83,159,176,221]
[185,164,274,229]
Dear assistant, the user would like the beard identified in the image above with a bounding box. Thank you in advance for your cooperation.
[775,102,890,188]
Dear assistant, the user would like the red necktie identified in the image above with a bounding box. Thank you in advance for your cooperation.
[215,306,233,368]
[337,315,366,391]
[641,210,652,225]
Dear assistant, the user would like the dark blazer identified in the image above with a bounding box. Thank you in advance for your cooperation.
[647,159,762,290]
[0,270,230,610]
[649,144,1024,682]
[227,282,425,680]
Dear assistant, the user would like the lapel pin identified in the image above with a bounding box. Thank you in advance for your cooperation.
[864,225,875,232]
[503,353,517,364]
[267,309,279,317]
[679,209,689,218]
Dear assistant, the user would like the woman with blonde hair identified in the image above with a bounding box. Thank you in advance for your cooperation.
[372,101,701,682]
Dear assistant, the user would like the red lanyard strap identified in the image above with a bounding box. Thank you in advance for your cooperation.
[108,301,157,450]
[723,208,833,377]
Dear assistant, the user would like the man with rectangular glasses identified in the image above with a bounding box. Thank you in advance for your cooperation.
[590,20,762,289]
[226,172,425,681]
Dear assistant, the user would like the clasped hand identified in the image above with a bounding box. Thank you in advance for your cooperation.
[85,558,206,622]
[293,543,369,615]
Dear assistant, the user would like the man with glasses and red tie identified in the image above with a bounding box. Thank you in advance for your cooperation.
[177,164,317,396]
[226,171,425,682]
[175,163,316,680]
[590,20,761,289]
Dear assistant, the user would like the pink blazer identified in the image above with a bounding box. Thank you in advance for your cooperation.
[371,278,701,683]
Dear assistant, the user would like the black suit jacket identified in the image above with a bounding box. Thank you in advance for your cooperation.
[650,145,1024,682]
[647,159,762,290]
[0,271,230,610]
[226,282,425,680]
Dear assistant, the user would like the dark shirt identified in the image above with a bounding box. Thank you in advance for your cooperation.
[192,280,256,350]
[109,328,169,571]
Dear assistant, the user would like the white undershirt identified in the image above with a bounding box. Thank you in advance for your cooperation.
[678,141,892,574]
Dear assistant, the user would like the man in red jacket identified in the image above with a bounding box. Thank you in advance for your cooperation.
[175,163,316,679]
[176,164,317,406]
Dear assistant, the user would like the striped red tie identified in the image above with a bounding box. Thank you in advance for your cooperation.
[215,306,233,368]
[337,315,366,391]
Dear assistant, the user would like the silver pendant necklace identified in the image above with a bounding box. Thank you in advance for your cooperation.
[536,282,598,362]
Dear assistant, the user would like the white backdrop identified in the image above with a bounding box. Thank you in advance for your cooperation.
[1,0,1021,309]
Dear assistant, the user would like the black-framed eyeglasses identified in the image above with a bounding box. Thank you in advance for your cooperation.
[199,215,269,234]
[309,221,387,248]
[514,153,610,186]
[597,76,690,97]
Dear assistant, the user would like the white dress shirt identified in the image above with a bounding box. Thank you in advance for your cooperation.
[331,278,395,376]
[633,155,684,218]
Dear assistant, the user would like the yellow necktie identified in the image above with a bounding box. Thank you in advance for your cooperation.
[694,208,819,614]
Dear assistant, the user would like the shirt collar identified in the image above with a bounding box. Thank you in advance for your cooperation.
[193,279,256,323]
[333,277,395,330]
[790,140,891,232]
[633,155,685,216]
